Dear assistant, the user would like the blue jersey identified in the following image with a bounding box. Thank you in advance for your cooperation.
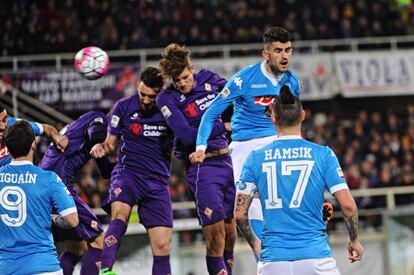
[0,118,43,167]
[239,136,348,262]
[196,61,300,149]
[0,160,76,274]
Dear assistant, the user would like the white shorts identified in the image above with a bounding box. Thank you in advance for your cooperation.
[258,258,341,275]
[230,136,278,221]
[229,135,278,182]
[36,270,63,275]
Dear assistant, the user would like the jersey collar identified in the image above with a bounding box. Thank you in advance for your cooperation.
[260,61,284,86]
[10,160,33,165]
[277,135,303,140]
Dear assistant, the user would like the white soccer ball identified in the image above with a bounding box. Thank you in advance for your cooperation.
[73,46,110,80]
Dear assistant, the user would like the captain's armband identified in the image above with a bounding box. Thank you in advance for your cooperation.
[236,181,257,197]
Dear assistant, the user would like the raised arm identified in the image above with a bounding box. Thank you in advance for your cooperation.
[334,189,363,263]
[42,123,68,152]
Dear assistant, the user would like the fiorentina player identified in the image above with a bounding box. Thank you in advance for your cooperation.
[0,120,78,275]
[39,111,114,275]
[0,103,67,166]
[235,86,363,274]
[90,67,173,275]
[157,43,236,275]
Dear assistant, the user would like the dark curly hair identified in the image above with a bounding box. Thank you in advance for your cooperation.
[140,67,164,90]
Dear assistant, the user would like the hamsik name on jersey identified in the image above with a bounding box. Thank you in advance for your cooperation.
[264,147,312,160]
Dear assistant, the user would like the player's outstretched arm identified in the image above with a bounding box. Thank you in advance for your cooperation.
[52,213,79,228]
[42,123,68,152]
[334,189,364,263]
[234,192,261,260]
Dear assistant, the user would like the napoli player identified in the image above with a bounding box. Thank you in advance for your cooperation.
[90,67,173,275]
[157,43,236,275]
[190,27,300,243]
[0,103,67,167]
[0,120,78,275]
[39,111,113,275]
[234,87,363,274]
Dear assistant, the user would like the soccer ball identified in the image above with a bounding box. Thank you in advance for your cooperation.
[73,46,110,80]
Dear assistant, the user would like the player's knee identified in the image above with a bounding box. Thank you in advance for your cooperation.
[66,240,88,256]
[89,233,104,249]
[152,237,171,255]
[204,223,225,254]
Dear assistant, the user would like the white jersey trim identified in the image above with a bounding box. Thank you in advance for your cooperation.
[10,160,33,165]
[260,61,283,86]
[196,145,207,151]
[329,183,349,194]
[36,122,44,134]
[59,207,77,217]
[277,135,303,140]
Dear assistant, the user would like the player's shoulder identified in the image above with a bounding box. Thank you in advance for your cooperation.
[283,70,300,92]
[157,84,180,103]
[78,111,107,123]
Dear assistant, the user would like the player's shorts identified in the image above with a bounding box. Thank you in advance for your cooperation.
[103,168,173,228]
[187,154,235,226]
[258,257,340,275]
[53,186,103,242]
[229,135,278,181]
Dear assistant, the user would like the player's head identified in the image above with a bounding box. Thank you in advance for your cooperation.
[0,103,8,142]
[137,67,164,111]
[4,120,36,159]
[272,85,304,130]
[262,27,292,74]
[159,43,195,94]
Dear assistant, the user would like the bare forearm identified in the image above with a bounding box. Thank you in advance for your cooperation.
[344,211,359,241]
[236,216,258,250]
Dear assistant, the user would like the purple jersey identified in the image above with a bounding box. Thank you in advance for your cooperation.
[109,95,173,181]
[39,111,110,186]
[156,69,227,158]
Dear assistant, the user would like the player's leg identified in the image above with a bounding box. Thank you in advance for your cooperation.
[100,201,131,274]
[187,155,235,275]
[139,179,173,275]
[147,226,173,275]
[80,233,104,275]
[59,240,87,275]
[223,218,236,274]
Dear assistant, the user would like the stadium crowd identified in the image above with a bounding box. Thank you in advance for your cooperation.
[1,0,412,56]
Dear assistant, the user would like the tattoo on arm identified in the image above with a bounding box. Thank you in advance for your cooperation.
[235,193,258,250]
[344,211,359,241]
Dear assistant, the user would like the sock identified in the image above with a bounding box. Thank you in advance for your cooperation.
[223,250,234,275]
[100,219,127,270]
[206,256,227,275]
[80,247,102,275]
[59,250,82,275]
[152,255,171,275]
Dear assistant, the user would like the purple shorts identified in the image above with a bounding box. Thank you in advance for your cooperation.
[187,154,235,226]
[103,168,173,228]
[53,186,103,242]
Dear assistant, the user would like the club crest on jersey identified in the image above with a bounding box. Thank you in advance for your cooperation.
[91,220,99,231]
[130,112,140,120]
[204,83,212,91]
[217,269,228,275]
[129,123,142,136]
[185,102,198,118]
[114,187,122,197]
[104,235,118,247]
[204,207,213,220]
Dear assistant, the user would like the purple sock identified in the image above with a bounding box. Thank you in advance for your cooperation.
[80,247,102,275]
[206,256,227,275]
[152,255,171,275]
[223,250,234,275]
[59,250,82,275]
[101,219,127,270]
